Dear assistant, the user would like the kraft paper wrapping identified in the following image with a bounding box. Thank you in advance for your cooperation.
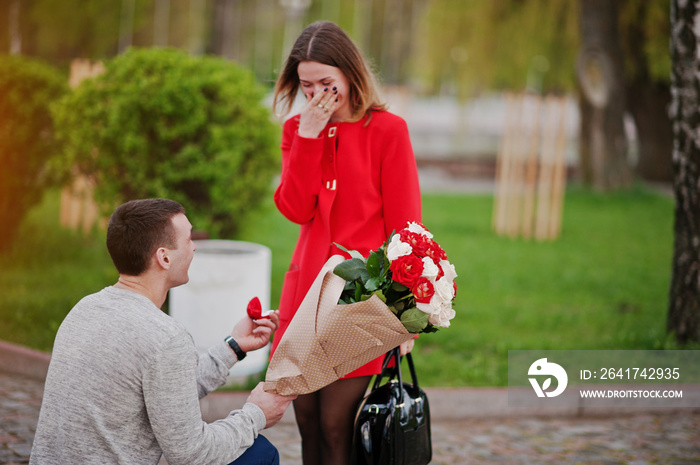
[264,255,414,396]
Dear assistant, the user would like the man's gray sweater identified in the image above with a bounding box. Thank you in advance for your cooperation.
[30,286,266,465]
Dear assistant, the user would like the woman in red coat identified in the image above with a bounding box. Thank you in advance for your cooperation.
[271,21,421,465]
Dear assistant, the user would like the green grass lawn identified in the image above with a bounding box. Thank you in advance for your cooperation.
[0,184,692,387]
[0,197,116,352]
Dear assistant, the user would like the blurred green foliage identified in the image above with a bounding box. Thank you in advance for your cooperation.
[7,0,153,67]
[416,0,671,98]
[51,47,280,238]
[416,0,579,97]
[619,0,672,82]
[0,54,67,252]
[3,0,672,97]
[0,191,114,352]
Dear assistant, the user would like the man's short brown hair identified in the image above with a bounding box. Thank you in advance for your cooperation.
[106,199,185,276]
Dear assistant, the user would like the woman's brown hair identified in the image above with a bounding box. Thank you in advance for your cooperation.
[273,21,386,122]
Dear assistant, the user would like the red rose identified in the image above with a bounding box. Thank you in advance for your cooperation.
[399,230,430,256]
[412,277,435,303]
[424,240,447,262]
[389,253,424,287]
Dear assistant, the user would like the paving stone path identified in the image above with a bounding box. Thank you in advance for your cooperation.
[0,372,42,465]
[2,369,699,464]
[262,414,700,465]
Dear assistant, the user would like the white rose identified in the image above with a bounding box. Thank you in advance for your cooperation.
[416,301,433,315]
[439,260,458,282]
[421,257,439,279]
[386,234,412,261]
[433,277,455,303]
[420,291,452,316]
[429,307,456,328]
[407,221,433,238]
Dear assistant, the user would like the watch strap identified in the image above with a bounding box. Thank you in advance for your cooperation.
[224,336,246,361]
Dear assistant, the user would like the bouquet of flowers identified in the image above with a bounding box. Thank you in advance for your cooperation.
[334,222,457,333]
[263,222,456,396]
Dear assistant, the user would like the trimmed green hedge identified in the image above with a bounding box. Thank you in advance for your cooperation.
[0,55,67,252]
[52,48,280,238]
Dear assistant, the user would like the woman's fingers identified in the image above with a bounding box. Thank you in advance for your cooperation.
[311,90,328,113]
[318,87,338,112]
[298,87,338,138]
[305,89,330,116]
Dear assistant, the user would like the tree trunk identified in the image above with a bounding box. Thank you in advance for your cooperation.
[668,0,700,343]
[577,0,632,189]
[626,82,673,182]
[9,0,22,54]
[208,0,227,56]
[621,0,673,183]
[153,0,171,48]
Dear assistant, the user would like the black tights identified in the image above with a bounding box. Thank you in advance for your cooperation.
[293,376,371,465]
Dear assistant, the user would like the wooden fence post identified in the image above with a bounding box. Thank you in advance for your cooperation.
[59,59,106,234]
[493,93,568,241]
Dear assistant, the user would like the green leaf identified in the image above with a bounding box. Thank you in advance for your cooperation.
[357,268,369,281]
[366,251,382,278]
[381,252,391,278]
[365,276,382,291]
[422,324,440,334]
[391,281,409,292]
[400,307,430,333]
[354,285,364,302]
[333,258,367,281]
[337,281,357,304]
[374,289,387,303]
[334,243,366,261]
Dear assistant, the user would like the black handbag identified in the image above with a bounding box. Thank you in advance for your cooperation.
[351,348,432,465]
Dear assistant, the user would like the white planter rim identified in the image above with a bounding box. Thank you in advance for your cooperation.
[193,239,271,256]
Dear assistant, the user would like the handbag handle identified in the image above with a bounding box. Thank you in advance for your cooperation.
[374,347,421,404]
[404,350,420,390]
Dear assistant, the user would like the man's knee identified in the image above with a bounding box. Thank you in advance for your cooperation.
[229,435,279,465]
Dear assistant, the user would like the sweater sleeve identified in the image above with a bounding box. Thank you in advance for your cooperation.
[143,335,266,465]
[273,118,324,224]
[380,116,422,235]
[194,341,238,399]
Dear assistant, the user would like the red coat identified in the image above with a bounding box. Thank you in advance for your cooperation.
[272,110,422,377]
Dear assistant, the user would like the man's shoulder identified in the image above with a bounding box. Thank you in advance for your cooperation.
[56,287,190,364]
[69,287,186,338]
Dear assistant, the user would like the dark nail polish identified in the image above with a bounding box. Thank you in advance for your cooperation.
[335,98,338,102]
[324,87,328,92]
[334,89,338,94]
[332,86,337,91]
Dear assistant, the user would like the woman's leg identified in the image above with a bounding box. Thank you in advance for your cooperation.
[228,435,279,465]
[318,376,371,465]
[293,391,321,465]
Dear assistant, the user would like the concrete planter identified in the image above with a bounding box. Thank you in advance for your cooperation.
[169,240,272,384]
